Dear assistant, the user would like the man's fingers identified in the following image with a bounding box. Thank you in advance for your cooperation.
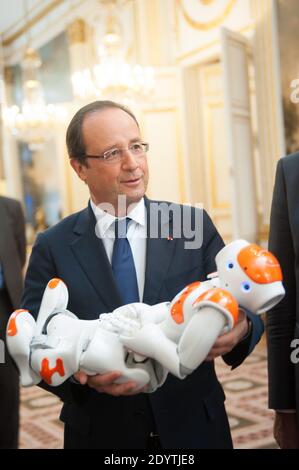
[116,382,138,395]
[74,370,88,385]
[87,371,121,387]
[205,349,223,360]
[85,372,143,396]
[205,347,227,360]
[97,381,138,396]
[212,331,235,348]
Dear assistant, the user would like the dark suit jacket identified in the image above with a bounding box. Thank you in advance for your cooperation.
[22,198,264,449]
[268,152,299,418]
[0,196,26,309]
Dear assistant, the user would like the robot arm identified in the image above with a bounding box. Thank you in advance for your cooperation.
[6,278,92,387]
[7,279,165,391]
[119,286,239,379]
[176,288,238,374]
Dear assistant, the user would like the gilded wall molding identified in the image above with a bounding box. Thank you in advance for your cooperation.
[251,0,285,227]
[67,19,87,45]
[4,67,14,86]
[175,23,255,63]
[200,0,215,5]
[207,101,230,210]
[141,107,186,202]
[176,0,237,31]
[2,0,65,47]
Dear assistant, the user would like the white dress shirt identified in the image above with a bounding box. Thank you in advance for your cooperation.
[90,198,147,301]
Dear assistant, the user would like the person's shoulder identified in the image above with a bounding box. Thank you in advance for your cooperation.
[39,207,88,241]
[275,152,299,188]
[279,151,299,170]
[0,195,22,210]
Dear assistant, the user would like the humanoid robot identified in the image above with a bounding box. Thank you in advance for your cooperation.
[117,239,285,379]
[6,279,167,392]
[7,240,285,392]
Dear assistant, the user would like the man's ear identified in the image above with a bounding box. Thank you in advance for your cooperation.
[70,158,87,183]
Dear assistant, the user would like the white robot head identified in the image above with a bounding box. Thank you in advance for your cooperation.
[215,240,285,314]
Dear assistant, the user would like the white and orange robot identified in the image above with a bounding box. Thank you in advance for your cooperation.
[117,239,285,379]
[6,278,167,392]
[6,240,285,392]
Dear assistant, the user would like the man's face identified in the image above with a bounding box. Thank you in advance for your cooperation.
[71,108,149,213]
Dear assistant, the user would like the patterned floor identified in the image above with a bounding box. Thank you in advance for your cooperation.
[19,340,276,449]
[215,342,277,449]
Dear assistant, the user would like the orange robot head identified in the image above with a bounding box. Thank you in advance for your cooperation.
[215,240,285,314]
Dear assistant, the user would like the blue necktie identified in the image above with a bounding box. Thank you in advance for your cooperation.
[112,218,140,304]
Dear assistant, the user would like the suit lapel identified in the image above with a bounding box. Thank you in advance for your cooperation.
[70,204,122,312]
[143,199,177,304]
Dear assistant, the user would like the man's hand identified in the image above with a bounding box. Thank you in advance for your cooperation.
[205,309,249,361]
[74,370,147,396]
[274,411,299,449]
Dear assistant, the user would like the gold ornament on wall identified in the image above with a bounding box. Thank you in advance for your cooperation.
[67,19,87,45]
[177,0,237,30]
[199,0,215,5]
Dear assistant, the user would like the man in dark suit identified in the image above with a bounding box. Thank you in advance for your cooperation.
[268,152,299,449]
[22,100,264,449]
[0,195,26,448]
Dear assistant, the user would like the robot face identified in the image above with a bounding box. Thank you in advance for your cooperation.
[224,260,253,292]
[216,240,285,313]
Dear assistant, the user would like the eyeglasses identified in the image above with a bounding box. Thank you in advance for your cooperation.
[82,142,149,164]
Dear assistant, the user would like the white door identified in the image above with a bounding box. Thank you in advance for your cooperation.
[221,27,258,242]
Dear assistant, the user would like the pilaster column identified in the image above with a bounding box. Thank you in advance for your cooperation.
[133,0,174,66]
[251,0,285,232]
[1,66,23,198]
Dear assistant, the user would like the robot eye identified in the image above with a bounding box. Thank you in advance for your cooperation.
[241,281,251,292]
[226,261,234,270]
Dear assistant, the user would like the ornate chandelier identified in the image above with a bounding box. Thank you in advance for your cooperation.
[71,1,155,101]
[3,47,66,151]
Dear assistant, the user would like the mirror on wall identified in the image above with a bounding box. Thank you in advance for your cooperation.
[18,141,62,243]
